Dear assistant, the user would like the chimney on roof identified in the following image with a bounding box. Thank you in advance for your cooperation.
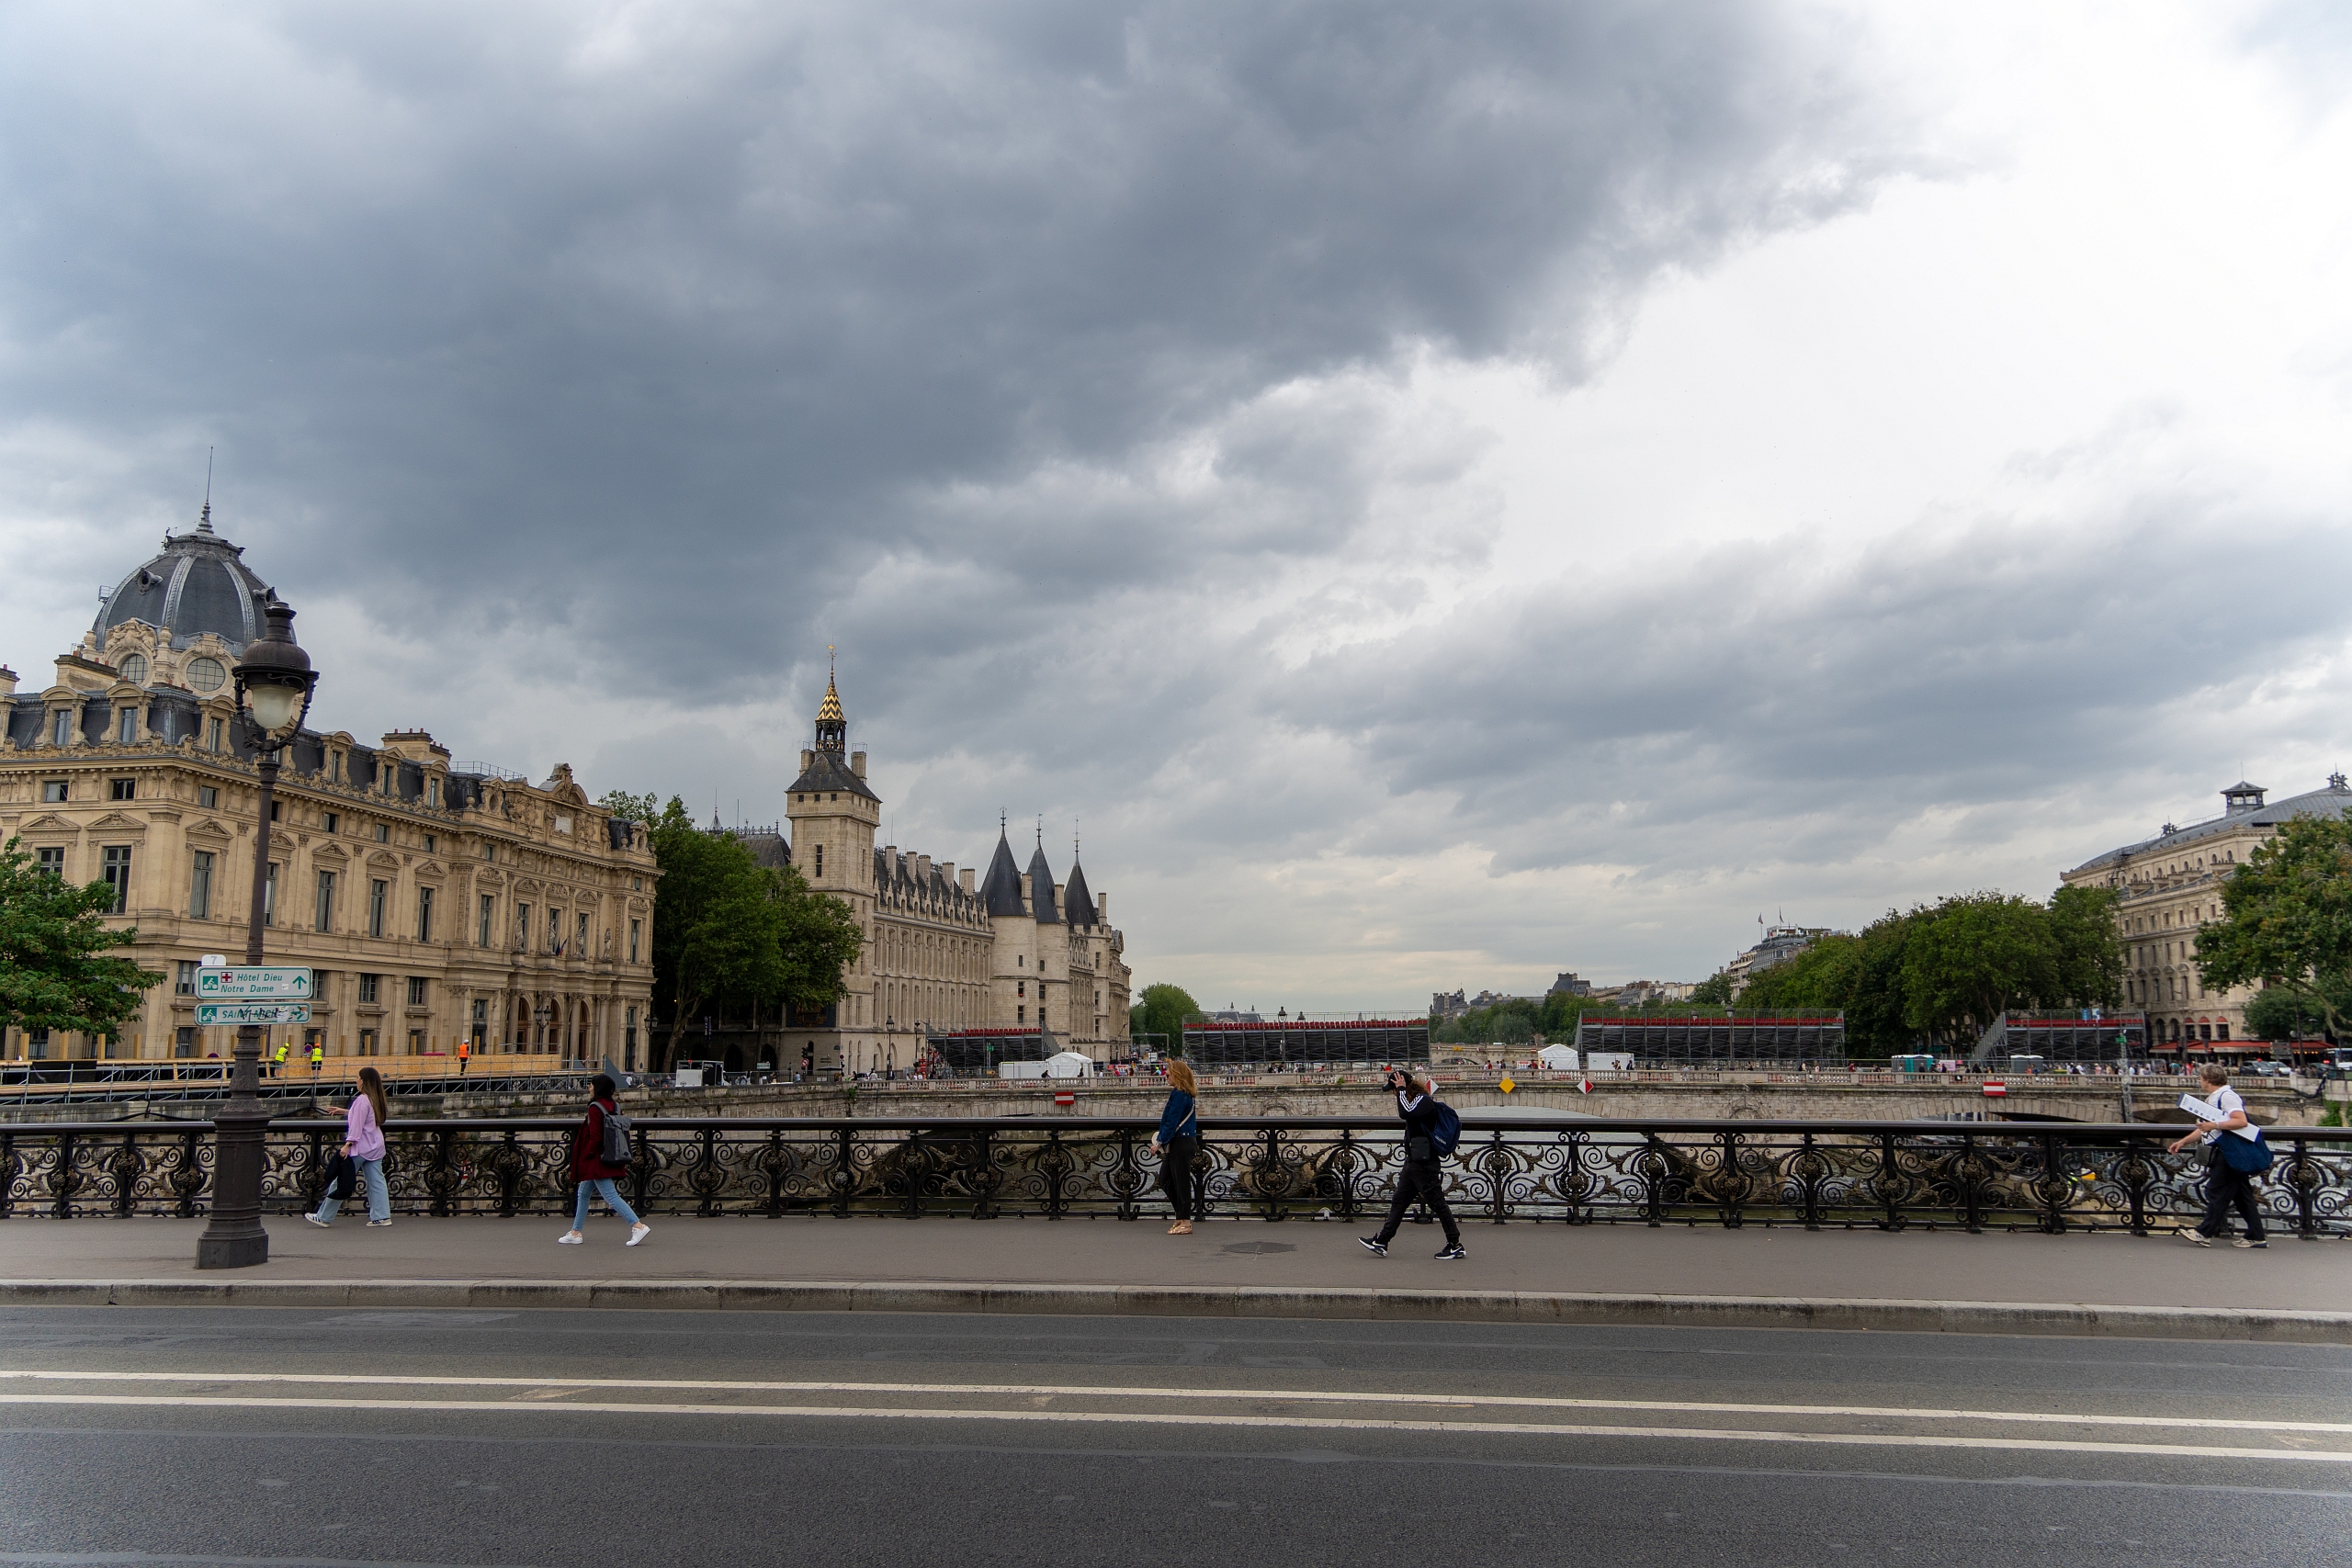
[800,749,813,772]
[0,666,16,699]
[851,750,866,777]
[960,867,976,895]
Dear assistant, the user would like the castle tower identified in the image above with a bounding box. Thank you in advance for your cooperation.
[784,665,880,1071]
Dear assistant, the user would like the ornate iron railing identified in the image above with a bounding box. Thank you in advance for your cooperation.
[3,1117,2347,1237]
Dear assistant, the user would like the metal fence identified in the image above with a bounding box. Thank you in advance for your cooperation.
[0,1066,598,1107]
[4,1116,2347,1236]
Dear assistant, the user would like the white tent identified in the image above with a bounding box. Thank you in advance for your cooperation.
[1537,1043,1578,1072]
[1043,1051,1096,1078]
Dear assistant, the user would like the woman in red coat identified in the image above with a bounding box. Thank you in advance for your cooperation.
[560,1074,650,1247]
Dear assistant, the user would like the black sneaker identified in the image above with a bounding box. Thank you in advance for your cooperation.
[1358,1236,1387,1257]
[1434,1243,1466,1260]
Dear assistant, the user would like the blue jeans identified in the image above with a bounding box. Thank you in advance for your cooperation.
[573,1179,640,1229]
[316,1156,388,1223]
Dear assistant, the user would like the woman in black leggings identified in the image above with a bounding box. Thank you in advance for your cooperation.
[1151,1056,1200,1235]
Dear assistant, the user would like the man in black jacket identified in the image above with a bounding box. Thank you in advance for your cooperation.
[1361,1067,1465,1259]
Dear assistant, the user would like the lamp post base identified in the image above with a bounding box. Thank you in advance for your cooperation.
[195,1228,270,1269]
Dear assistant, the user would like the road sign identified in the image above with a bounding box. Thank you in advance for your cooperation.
[196,1002,312,1025]
[194,966,313,1000]
[1982,1079,2007,1098]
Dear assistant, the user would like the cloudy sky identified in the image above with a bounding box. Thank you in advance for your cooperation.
[5,2,2349,1010]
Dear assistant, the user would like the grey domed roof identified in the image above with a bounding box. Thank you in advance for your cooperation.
[93,503,275,655]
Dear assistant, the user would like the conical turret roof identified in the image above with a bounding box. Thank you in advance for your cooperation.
[1063,856,1095,928]
[978,829,1028,917]
[1026,843,1061,925]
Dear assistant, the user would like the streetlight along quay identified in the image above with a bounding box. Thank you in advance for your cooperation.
[193,597,319,1270]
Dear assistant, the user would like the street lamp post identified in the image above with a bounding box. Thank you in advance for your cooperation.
[196,598,318,1269]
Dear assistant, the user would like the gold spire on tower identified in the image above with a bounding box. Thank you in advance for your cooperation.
[818,674,844,726]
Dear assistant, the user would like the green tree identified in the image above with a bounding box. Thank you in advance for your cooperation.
[0,836,163,1045]
[2195,814,2352,1037]
[1132,983,1199,1054]
[2044,883,2126,1010]
[625,795,864,1070]
[1689,971,1734,1006]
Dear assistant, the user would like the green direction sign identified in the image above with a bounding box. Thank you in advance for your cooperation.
[194,966,313,1000]
[195,1001,312,1025]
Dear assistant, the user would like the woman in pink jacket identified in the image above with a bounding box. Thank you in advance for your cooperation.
[307,1066,391,1227]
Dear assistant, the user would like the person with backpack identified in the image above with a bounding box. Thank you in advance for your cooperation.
[2167,1064,2269,1248]
[1361,1066,1464,1260]
[560,1073,650,1247]
[306,1066,391,1228]
[1149,1054,1201,1235]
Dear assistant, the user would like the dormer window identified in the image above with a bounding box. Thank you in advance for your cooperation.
[117,709,136,743]
[52,711,71,746]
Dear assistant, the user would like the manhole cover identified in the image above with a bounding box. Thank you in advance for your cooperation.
[1221,1240,1297,1255]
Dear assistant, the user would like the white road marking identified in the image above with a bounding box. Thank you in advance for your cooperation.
[1,1392,2346,1462]
[0,1369,2341,1436]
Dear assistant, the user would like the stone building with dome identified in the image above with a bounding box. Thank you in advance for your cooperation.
[2061,774,2352,1047]
[0,504,658,1068]
[769,669,1131,1077]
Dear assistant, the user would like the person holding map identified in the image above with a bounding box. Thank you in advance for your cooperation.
[2167,1065,2267,1249]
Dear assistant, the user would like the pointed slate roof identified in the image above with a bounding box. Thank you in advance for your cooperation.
[978,829,1028,917]
[1026,843,1061,925]
[1063,857,1095,928]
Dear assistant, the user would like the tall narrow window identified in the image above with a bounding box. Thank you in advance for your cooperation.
[406,976,427,1007]
[628,919,641,964]
[117,709,136,743]
[470,998,488,1050]
[814,843,822,878]
[416,886,435,942]
[53,711,72,746]
[358,974,379,1004]
[577,912,590,956]
[548,908,562,953]
[263,862,278,926]
[368,879,388,939]
[205,716,222,751]
[516,903,531,951]
[175,960,198,995]
[100,847,131,914]
[189,852,214,919]
[478,894,495,947]
[314,870,335,932]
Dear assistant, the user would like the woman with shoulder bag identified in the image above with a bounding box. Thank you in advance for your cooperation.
[2167,1064,2268,1248]
[1149,1056,1200,1235]
[560,1073,650,1247]
[306,1066,391,1228]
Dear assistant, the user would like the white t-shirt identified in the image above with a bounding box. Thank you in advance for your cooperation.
[2200,1084,2245,1144]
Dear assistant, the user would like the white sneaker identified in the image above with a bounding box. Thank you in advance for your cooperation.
[304,1213,331,1228]
[627,1223,651,1247]
[557,1231,584,1246]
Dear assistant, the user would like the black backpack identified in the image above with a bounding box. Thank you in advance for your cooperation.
[596,1105,635,1166]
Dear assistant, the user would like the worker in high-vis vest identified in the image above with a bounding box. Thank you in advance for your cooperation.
[272,1043,289,1077]
[309,1043,324,1078]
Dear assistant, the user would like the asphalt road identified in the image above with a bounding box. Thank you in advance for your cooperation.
[0,1306,2345,1567]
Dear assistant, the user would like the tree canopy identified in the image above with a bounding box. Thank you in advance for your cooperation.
[1132,983,1199,1053]
[2195,813,2352,1036]
[1739,887,2123,1054]
[603,794,865,1070]
[0,836,163,1043]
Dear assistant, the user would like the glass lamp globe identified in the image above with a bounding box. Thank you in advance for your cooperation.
[246,681,305,734]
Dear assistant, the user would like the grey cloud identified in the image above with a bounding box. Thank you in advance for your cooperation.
[1273,502,2352,881]
[0,0,1906,695]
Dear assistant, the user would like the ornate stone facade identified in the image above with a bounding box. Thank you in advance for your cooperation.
[2061,776,2352,1045]
[1,508,658,1066]
[777,671,1131,1075]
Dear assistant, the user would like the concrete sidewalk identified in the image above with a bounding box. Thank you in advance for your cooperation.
[3,1216,2343,1340]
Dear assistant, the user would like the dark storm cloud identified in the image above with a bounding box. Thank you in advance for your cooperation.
[0,0,1900,694]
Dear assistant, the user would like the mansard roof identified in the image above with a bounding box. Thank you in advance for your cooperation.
[787,747,877,802]
[2066,776,2352,876]
[1063,858,1095,928]
[978,829,1028,917]
[1026,843,1060,925]
[92,504,275,655]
